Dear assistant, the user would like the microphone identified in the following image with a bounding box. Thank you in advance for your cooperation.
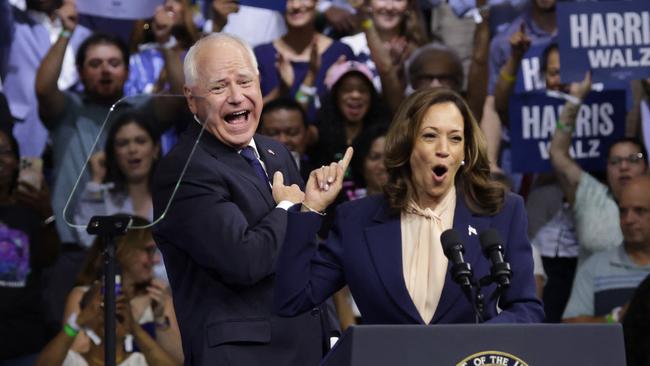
[479,229,512,288]
[441,229,473,289]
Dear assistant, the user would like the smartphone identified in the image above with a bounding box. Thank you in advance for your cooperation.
[18,157,43,190]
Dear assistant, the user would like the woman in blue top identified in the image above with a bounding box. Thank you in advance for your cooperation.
[254,0,354,122]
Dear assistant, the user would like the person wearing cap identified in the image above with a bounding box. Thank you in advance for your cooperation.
[313,60,390,170]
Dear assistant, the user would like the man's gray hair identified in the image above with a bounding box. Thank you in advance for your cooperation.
[183,33,259,87]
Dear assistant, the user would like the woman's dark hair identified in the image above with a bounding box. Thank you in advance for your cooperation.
[0,129,20,193]
[314,72,390,166]
[104,111,161,194]
[400,0,429,47]
[260,97,308,129]
[76,216,153,286]
[76,33,130,70]
[383,87,506,215]
[351,123,389,188]
[540,42,559,77]
[623,275,650,366]
[606,137,648,164]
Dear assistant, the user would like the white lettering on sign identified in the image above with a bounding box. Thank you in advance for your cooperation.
[570,12,650,48]
[522,103,615,140]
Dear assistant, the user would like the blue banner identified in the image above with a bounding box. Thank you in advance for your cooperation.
[240,0,285,12]
[512,41,550,93]
[557,0,650,84]
[508,90,626,173]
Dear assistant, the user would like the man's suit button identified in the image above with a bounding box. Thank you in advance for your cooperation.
[311,308,320,316]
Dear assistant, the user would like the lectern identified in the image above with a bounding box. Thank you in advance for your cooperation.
[322,324,625,366]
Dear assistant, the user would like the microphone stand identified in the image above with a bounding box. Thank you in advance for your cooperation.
[86,215,132,366]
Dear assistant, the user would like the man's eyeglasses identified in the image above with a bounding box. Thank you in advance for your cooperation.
[607,152,645,166]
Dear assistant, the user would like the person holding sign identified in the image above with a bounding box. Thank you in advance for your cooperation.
[274,87,544,325]
[549,55,648,260]
[481,0,558,172]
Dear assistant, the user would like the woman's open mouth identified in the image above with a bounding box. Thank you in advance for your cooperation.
[432,164,448,183]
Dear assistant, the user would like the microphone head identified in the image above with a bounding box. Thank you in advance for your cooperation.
[479,228,502,252]
[441,229,463,257]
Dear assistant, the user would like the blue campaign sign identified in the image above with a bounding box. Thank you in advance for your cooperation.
[557,1,650,84]
[512,41,550,93]
[240,0,285,12]
[508,90,626,173]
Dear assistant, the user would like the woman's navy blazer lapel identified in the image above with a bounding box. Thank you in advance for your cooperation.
[361,190,492,324]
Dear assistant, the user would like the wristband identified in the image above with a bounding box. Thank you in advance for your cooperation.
[607,306,622,323]
[302,202,326,216]
[299,84,317,97]
[155,315,171,330]
[63,323,79,337]
[295,90,310,104]
[546,90,582,105]
[60,29,72,39]
[66,312,80,331]
[499,69,516,83]
[43,215,55,227]
[556,120,574,134]
[361,18,374,31]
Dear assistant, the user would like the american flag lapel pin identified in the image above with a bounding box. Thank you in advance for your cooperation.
[468,225,477,236]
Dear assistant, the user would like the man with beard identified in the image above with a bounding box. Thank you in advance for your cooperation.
[0,0,91,158]
[33,3,131,325]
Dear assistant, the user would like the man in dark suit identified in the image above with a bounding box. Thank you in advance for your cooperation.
[152,33,326,365]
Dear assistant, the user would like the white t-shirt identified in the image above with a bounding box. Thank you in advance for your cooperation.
[63,351,147,366]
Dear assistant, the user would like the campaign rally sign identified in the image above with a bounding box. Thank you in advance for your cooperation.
[508,90,626,173]
[511,41,550,93]
[77,0,163,19]
[557,1,650,83]
[240,0,285,12]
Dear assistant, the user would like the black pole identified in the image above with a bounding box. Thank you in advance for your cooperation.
[87,215,132,366]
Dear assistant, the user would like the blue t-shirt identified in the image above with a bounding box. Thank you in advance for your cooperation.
[254,40,354,122]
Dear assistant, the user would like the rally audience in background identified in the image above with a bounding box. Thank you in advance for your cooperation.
[0,0,648,362]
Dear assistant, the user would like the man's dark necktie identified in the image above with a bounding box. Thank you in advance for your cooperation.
[240,146,270,188]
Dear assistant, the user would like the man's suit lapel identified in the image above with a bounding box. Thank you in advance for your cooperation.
[364,204,424,324]
[195,126,275,208]
[431,192,490,323]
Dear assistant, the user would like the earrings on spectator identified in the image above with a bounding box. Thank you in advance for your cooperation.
[460,160,465,166]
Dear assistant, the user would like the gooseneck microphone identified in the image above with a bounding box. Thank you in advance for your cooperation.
[441,229,484,322]
[479,229,512,288]
[441,229,473,289]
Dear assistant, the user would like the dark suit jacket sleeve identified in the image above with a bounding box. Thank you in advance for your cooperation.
[487,195,545,323]
[156,154,298,287]
[273,208,346,316]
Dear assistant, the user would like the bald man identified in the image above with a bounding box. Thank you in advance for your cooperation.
[563,175,650,324]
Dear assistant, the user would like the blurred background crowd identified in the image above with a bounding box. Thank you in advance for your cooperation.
[0,0,649,365]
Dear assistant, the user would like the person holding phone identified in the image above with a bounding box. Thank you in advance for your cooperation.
[61,217,183,364]
[36,282,180,366]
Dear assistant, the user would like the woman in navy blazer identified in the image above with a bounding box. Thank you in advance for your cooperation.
[274,88,544,325]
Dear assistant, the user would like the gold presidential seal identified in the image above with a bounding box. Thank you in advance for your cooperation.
[456,350,529,366]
